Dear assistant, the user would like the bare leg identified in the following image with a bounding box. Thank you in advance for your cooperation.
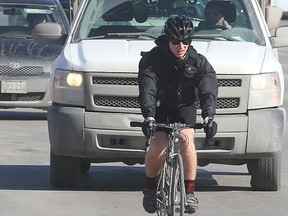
[145,131,169,178]
[143,132,168,214]
[179,129,197,180]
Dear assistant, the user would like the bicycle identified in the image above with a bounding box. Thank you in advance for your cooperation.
[130,121,204,216]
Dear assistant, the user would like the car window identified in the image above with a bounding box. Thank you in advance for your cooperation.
[0,4,67,38]
[72,0,265,45]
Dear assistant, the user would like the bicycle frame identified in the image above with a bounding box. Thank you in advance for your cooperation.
[130,121,203,216]
[157,127,186,216]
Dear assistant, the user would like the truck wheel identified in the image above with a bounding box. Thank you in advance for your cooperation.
[247,154,281,191]
[50,150,81,188]
[81,159,91,174]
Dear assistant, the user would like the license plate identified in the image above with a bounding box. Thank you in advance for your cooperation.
[1,80,27,93]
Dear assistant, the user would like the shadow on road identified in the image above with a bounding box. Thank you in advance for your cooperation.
[0,109,47,120]
[0,165,51,190]
[0,165,252,192]
[196,170,252,192]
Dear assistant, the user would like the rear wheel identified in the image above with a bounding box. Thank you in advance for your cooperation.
[247,154,281,191]
[50,150,81,188]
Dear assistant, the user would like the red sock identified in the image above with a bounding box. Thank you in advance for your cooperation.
[185,180,195,194]
[147,176,157,189]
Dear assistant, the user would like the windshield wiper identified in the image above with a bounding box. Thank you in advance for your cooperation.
[86,32,157,40]
[85,35,106,40]
[192,34,238,41]
[82,33,238,43]
[107,32,157,39]
[0,35,32,39]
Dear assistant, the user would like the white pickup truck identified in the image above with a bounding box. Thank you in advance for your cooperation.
[33,0,288,190]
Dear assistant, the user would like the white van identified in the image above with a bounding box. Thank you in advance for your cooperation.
[33,0,288,191]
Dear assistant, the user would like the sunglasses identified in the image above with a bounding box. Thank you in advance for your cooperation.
[171,39,191,45]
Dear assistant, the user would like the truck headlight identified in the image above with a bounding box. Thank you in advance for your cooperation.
[67,73,83,87]
[52,69,85,106]
[248,72,282,109]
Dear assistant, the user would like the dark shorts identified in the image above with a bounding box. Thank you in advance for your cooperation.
[155,103,197,133]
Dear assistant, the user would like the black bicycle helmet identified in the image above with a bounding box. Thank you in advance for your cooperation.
[164,15,194,40]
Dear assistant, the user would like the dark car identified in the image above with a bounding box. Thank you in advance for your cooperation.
[0,0,69,109]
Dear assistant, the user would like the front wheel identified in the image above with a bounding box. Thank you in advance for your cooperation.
[81,159,91,174]
[50,150,81,188]
[166,155,185,216]
[247,154,281,191]
[156,160,169,216]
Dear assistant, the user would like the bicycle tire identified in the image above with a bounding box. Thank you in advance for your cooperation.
[157,160,169,216]
[170,154,185,216]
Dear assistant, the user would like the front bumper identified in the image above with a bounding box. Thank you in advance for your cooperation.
[48,106,147,163]
[47,105,286,163]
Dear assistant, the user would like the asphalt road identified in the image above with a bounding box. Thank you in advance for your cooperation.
[1,37,288,216]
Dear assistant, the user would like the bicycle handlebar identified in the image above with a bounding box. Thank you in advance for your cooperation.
[130,121,213,148]
[130,121,203,130]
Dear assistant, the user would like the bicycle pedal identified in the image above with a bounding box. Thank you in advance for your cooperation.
[184,210,196,214]
[184,207,196,214]
[175,207,181,213]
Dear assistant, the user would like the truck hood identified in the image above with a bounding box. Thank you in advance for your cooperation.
[68,40,266,75]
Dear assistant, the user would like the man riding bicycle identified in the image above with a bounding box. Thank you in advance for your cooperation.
[138,15,218,214]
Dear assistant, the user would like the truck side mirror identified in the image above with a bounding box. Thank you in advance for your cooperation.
[265,6,283,37]
[271,25,288,48]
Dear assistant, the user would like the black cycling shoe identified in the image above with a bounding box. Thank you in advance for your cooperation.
[185,193,198,214]
[143,188,157,213]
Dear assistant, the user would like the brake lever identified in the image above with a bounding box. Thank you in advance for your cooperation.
[204,137,213,147]
[146,138,151,147]
[145,128,153,148]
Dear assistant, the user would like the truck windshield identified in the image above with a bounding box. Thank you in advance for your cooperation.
[72,0,265,45]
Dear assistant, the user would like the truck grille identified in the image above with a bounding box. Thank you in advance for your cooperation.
[92,77,242,87]
[92,77,138,85]
[0,93,44,101]
[93,96,239,109]
[218,79,241,87]
[89,75,247,114]
[0,66,44,76]
[94,96,139,108]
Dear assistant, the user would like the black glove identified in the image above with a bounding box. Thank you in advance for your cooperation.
[142,117,156,138]
[203,117,217,139]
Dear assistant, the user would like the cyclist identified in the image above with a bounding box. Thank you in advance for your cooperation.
[138,15,218,214]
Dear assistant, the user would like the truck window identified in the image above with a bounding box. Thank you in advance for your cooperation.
[72,0,265,45]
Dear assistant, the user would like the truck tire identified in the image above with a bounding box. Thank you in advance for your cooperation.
[247,154,281,191]
[81,159,91,174]
[50,150,81,188]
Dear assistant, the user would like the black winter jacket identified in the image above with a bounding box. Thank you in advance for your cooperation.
[138,35,218,119]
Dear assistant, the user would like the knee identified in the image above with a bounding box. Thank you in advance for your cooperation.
[179,129,195,144]
[179,130,196,152]
[150,132,168,151]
